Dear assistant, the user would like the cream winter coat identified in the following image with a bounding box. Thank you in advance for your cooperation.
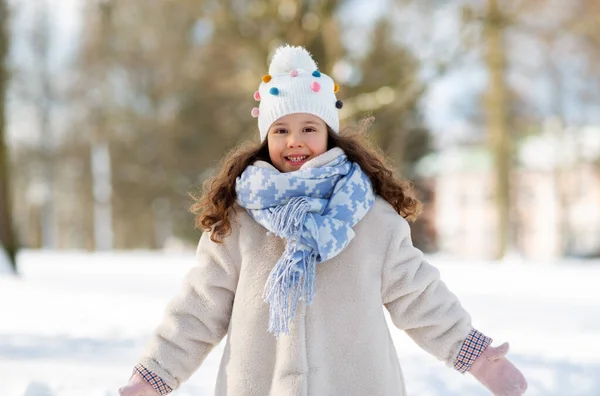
[138,197,474,396]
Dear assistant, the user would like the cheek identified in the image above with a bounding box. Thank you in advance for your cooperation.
[267,139,282,162]
[310,132,328,155]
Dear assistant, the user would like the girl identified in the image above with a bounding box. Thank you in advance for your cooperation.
[119,45,527,396]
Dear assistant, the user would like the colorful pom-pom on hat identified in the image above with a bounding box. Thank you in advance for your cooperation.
[255,44,340,142]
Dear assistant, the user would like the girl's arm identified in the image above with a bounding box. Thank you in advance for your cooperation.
[133,230,239,393]
[381,217,526,395]
[381,216,476,367]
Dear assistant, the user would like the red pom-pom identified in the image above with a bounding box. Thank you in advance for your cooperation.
[254,91,261,101]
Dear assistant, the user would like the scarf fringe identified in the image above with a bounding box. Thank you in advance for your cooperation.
[265,196,316,336]
[264,247,317,337]
[271,196,309,238]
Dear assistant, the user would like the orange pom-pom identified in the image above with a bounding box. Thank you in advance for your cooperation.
[334,83,339,93]
[262,74,272,83]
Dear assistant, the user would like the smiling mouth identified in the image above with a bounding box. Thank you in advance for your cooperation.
[285,155,309,164]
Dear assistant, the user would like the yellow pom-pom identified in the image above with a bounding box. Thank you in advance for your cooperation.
[262,74,272,83]
[334,83,339,93]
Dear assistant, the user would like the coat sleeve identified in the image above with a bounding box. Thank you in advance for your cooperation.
[138,230,239,390]
[381,216,474,367]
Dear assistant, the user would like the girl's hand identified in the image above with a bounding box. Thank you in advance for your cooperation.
[468,342,527,395]
[118,373,160,396]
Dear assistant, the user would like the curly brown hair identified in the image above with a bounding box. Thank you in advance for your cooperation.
[190,118,422,243]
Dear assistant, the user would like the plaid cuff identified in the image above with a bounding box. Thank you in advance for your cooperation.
[134,364,173,395]
[453,328,493,373]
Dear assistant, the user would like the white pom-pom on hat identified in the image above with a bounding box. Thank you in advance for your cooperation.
[268,45,318,74]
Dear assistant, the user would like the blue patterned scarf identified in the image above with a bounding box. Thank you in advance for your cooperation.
[235,148,375,337]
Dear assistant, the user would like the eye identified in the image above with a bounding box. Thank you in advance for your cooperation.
[273,128,287,134]
[303,127,316,132]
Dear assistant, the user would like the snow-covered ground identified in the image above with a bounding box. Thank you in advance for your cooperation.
[1,250,600,396]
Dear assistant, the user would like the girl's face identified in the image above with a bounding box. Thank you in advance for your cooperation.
[267,113,328,173]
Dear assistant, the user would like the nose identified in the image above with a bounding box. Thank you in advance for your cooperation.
[287,131,304,148]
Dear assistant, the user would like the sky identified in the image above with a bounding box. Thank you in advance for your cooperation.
[8,0,83,65]
[6,0,84,146]
[340,0,474,143]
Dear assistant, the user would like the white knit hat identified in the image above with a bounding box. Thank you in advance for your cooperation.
[251,45,343,142]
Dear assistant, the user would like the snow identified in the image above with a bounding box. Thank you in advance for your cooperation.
[2,250,600,396]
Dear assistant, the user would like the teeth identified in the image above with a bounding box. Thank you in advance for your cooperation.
[287,156,307,163]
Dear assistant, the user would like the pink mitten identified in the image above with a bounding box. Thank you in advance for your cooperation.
[118,373,160,396]
[469,342,527,396]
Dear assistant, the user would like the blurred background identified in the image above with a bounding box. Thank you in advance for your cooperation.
[1,1,600,395]
[2,0,600,267]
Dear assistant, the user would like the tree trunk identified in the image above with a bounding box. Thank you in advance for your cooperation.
[0,0,18,272]
[483,0,511,260]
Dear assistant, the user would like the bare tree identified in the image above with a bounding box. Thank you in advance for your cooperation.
[0,0,18,272]
[482,0,512,260]
[28,0,56,248]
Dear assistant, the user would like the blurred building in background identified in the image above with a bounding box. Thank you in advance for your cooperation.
[417,123,600,260]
